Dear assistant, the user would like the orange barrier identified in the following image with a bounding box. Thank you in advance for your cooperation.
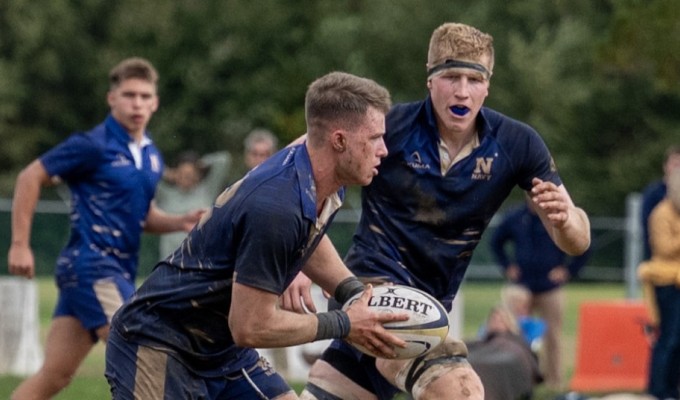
[570,300,651,393]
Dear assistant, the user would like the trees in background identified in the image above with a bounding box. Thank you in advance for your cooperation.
[1,0,678,215]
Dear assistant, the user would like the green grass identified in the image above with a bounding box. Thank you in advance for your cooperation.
[0,278,631,399]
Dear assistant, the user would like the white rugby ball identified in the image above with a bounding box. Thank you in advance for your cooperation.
[342,284,449,359]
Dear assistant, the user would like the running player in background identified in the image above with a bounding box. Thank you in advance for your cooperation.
[7,57,203,400]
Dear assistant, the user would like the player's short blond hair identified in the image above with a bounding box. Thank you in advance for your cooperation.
[427,22,494,78]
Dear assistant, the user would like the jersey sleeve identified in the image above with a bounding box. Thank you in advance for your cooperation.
[506,124,561,192]
[39,133,102,181]
[232,192,306,295]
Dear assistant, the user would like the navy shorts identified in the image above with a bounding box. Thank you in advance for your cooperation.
[54,275,134,340]
[106,328,294,399]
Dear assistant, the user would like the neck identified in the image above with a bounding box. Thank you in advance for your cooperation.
[128,130,144,144]
[306,143,340,212]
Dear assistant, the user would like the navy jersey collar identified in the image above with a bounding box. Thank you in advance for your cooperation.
[292,144,319,222]
[292,144,344,223]
[105,114,152,146]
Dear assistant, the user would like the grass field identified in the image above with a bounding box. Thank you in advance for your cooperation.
[0,278,634,399]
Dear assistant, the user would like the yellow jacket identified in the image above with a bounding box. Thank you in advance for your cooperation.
[637,199,680,325]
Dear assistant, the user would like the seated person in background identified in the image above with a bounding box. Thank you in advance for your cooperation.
[155,150,231,258]
[501,283,547,351]
[466,305,543,400]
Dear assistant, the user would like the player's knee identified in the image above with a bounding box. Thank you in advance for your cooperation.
[381,339,483,400]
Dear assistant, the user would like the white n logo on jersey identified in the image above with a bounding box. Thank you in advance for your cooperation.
[471,157,494,181]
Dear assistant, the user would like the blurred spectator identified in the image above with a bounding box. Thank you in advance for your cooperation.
[244,128,278,170]
[230,128,279,183]
[490,198,591,390]
[637,168,680,399]
[155,150,231,258]
[500,283,547,352]
[466,305,543,400]
[640,145,680,261]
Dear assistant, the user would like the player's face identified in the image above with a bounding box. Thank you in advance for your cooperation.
[108,78,159,138]
[340,107,388,186]
[664,154,680,178]
[427,59,490,136]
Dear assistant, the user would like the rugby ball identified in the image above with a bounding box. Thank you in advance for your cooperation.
[342,284,449,359]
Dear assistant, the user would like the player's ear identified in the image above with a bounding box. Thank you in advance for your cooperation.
[331,131,346,152]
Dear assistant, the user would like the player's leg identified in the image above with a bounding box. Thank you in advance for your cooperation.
[532,288,564,389]
[220,357,299,400]
[11,316,95,400]
[376,337,484,400]
[300,341,386,399]
[301,358,379,399]
[301,338,484,400]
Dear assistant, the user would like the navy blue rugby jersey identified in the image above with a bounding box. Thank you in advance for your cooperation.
[40,115,163,283]
[112,144,344,377]
[344,97,560,311]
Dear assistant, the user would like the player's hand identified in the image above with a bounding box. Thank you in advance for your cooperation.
[548,265,569,284]
[344,284,408,359]
[506,264,521,281]
[8,243,36,279]
[280,272,316,313]
[182,208,207,231]
[530,178,570,228]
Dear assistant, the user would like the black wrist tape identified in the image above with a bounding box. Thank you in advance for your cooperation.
[315,310,351,340]
[334,276,365,305]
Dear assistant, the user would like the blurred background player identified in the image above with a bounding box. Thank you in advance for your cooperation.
[490,198,591,389]
[6,57,203,400]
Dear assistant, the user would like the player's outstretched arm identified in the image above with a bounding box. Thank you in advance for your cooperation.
[530,178,591,255]
[8,160,52,279]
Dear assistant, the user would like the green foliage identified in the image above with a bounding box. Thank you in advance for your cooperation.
[1,0,679,215]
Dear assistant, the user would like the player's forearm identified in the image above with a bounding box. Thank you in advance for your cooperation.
[552,206,591,256]
[302,235,353,295]
[144,204,187,233]
[11,164,46,246]
[231,306,320,348]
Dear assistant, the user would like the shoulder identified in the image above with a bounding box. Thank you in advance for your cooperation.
[482,108,543,145]
[386,101,427,133]
[642,180,665,198]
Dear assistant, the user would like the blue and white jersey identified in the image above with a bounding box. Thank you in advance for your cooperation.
[345,97,560,311]
[40,115,163,284]
[112,144,344,377]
